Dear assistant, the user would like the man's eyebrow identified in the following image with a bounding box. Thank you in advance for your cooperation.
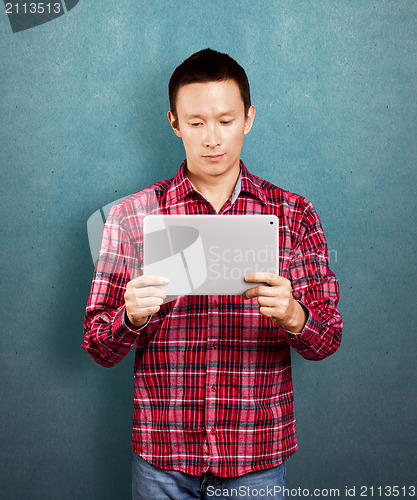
[184,110,238,119]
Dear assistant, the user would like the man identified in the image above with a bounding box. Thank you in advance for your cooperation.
[83,49,342,499]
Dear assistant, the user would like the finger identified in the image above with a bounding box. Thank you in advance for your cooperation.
[129,304,162,322]
[244,272,287,286]
[133,286,167,299]
[125,291,164,307]
[242,285,262,300]
[243,284,280,300]
[244,272,274,283]
[256,296,280,308]
[249,283,287,297]
[134,296,165,309]
[130,275,170,288]
[259,306,275,318]
[125,296,165,319]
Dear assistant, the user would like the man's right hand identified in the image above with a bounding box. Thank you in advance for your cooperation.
[124,275,169,330]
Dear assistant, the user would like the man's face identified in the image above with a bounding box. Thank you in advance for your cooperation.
[168,79,255,182]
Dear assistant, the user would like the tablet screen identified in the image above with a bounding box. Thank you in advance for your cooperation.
[143,214,279,295]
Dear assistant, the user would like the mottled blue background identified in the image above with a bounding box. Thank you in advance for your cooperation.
[1,1,416,498]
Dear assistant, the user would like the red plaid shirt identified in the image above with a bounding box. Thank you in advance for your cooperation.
[83,160,342,477]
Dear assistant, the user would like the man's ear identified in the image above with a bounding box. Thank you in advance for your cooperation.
[167,110,182,138]
[244,105,256,135]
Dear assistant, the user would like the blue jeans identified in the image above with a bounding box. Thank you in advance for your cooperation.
[132,453,286,499]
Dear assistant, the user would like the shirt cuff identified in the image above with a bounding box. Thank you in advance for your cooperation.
[111,305,151,341]
[280,303,322,346]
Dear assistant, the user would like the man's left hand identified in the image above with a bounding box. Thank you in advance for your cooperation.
[243,272,307,333]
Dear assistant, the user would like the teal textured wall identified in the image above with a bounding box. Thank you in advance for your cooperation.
[1,1,416,498]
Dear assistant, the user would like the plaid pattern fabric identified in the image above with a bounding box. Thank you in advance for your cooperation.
[83,160,342,477]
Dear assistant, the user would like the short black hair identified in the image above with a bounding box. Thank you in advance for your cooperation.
[169,48,251,119]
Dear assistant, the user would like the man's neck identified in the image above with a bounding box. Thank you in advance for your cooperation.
[185,164,241,213]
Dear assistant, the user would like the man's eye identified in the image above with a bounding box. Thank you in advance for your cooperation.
[221,120,232,125]
[190,122,203,127]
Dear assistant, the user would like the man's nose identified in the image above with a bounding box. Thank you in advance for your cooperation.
[203,125,221,148]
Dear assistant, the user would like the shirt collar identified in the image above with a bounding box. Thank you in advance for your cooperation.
[238,160,269,205]
[165,160,268,208]
[165,161,198,207]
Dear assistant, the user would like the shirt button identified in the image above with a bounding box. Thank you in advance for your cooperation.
[210,428,216,435]
[212,343,218,349]
[213,300,218,308]
[211,385,216,392]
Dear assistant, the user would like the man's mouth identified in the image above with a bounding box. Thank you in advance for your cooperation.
[203,154,225,161]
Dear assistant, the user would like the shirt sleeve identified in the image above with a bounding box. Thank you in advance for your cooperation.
[280,202,343,360]
[82,203,146,368]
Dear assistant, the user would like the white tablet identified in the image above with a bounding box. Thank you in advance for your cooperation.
[143,214,279,295]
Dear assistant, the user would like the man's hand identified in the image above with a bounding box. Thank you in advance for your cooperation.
[243,272,307,333]
[124,275,169,330]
